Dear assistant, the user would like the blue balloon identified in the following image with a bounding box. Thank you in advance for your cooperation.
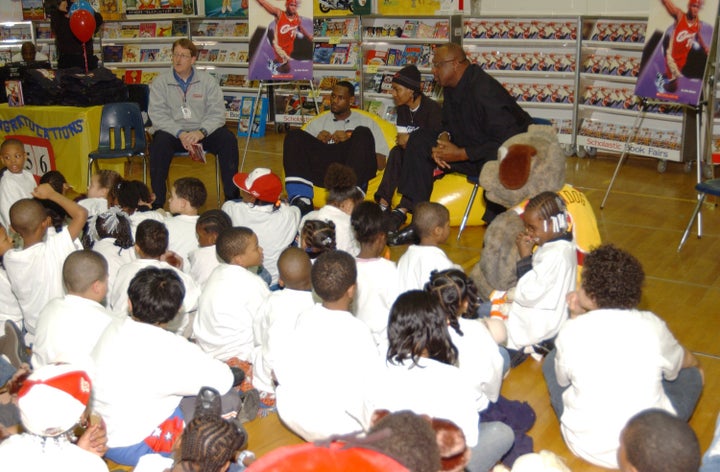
[68,0,94,17]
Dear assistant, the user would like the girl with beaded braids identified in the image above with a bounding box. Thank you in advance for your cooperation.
[501,190,577,365]
[425,269,506,411]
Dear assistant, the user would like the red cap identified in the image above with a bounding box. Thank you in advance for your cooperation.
[233,168,282,203]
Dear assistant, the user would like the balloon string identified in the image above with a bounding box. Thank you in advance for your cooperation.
[83,42,88,74]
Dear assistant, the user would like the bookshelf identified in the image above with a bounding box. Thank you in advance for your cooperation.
[0,21,36,64]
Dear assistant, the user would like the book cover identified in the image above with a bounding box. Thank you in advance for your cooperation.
[189,143,206,163]
[365,49,388,66]
[21,0,44,20]
[102,23,121,39]
[330,46,348,65]
[417,23,435,39]
[157,46,173,62]
[234,22,249,37]
[36,24,52,39]
[345,45,359,66]
[225,74,246,86]
[313,43,334,64]
[433,20,449,39]
[123,45,140,63]
[103,45,124,63]
[121,24,140,39]
[125,70,142,84]
[140,48,160,62]
[208,49,220,62]
[172,20,188,36]
[386,48,403,67]
[365,99,384,117]
[380,74,394,93]
[217,49,228,62]
[97,0,122,20]
[156,21,173,37]
[401,20,418,39]
[402,46,422,66]
[197,49,210,61]
[141,72,158,85]
[5,80,24,107]
[139,23,157,38]
[236,50,249,63]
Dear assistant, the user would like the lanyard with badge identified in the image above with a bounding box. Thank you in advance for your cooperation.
[178,77,192,120]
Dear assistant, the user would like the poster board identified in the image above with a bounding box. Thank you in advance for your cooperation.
[247,0,313,80]
[634,0,719,106]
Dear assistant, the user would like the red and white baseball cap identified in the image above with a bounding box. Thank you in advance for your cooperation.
[233,168,282,203]
[18,364,92,437]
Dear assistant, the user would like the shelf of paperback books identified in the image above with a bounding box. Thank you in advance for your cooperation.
[0,21,36,65]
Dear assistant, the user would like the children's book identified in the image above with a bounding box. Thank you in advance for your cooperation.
[208,49,220,62]
[139,23,157,38]
[36,24,52,39]
[364,99,384,117]
[189,143,206,163]
[365,49,388,66]
[386,48,403,67]
[140,48,160,62]
[330,46,348,65]
[417,23,435,39]
[197,49,210,62]
[103,45,124,63]
[433,20,449,39]
[402,46,422,66]
[125,70,142,84]
[401,21,418,38]
[313,43,334,64]
[102,23,121,39]
[156,21,172,37]
[122,45,140,63]
[121,24,140,38]
[172,20,188,36]
[5,80,24,107]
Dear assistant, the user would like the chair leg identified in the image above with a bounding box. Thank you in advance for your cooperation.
[87,157,94,189]
[677,193,706,251]
[215,154,222,208]
[457,183,480,242]
[141,156,148,185]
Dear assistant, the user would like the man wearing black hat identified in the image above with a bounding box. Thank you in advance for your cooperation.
[374,65,442,230]
[283,81,390,215]
[393,43,532,230]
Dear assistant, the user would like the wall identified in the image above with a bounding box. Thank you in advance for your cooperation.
[2,0,24,21]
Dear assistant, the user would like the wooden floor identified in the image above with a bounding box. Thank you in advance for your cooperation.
[160,129,720,471]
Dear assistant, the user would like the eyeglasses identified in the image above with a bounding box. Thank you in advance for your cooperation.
[431,59,455,69]
[172,53,193,60]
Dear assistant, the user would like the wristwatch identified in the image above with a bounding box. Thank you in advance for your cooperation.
[199,128,208,138]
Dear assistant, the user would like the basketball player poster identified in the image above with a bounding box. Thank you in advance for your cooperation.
[247,0,314,80]
[635,0,718,106]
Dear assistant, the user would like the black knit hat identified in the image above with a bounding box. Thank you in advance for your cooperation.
[392,65,422,93]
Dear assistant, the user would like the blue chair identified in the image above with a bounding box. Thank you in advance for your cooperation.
[677,178,720,251]
[456,117,553,241]
[87,102,147,188]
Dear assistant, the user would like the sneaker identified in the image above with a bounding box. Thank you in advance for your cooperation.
[531,339,555,357]
[290,196,314,217]
[387,224,419,246]
[195,386,222,418]
[236,389,261,423]
[388,208,408,231]
[0,321,29,368]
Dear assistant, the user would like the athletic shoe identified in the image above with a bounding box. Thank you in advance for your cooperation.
[236,389,261,423]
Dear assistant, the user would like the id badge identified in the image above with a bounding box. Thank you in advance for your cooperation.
[181,105,192,120]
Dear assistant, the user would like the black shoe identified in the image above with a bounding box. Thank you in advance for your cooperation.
[195,386,222,418]
[290,196,314,216]
[230,366,246,387]
[532,339,555,357]
[236,388,261,423]
[387,224,419,246]
[388,208,408,231]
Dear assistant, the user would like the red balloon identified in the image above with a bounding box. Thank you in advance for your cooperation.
[69,9,96,43]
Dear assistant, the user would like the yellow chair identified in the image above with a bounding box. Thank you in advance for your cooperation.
[301,109,486,227]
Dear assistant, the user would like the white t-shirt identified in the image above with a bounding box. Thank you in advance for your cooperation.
[187,244,220,289]
[0,169,36,230]
[91,317,234,447]
[450,318,504,411]
[0,434,107,472]
[301,205,359,256]
[506,238,576,350]
[252,288,315,393]
[78,197,109,219]
[0,267,22,327]
[4,229,76,344]
[127,210,166,239]
[353,256,399,353]
[396,244,461,293]
[91,238,136,295]
[554,308,685,468]
[164,214,200,271]
[31,294,115,370]
[192,263,270,362]
[274,303,381,441]
[365,356,479,447]
[221,201,300,284]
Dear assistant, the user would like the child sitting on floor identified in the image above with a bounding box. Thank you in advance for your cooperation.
[273,250,380,441]
[165,177,207,270]
[350,200,398,352]
[117,180,166,238]
[38,170,71,233]
[253,246,314,397]
[79,169,122,218]
[193,227,270,363]
[87,208,136,292]
[491,191,576,364]
[222,168,300,288]
[4,184,88,344]
[0,138,36,230]
[396,201,460,292]
[300,163,364,256]
[187,209,232,289]
[299,219,336,261]
[0,225,21,329]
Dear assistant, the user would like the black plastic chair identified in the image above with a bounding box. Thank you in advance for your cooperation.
[87,102,147,188]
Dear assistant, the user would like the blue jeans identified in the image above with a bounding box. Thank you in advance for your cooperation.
[542,349,703,421]
[700,412,720,472]
[467,420,514,472]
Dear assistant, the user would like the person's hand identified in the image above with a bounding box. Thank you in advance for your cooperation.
[179,130,202,150]
[331,130,350,143]
[516,231,534,258]
[431,140,465,168]
[161,250,183,269]
[31,183,58,200]
[396,132,409,149]
[316,130,332,144]
[566,291,586,319]
[77,421,108,457]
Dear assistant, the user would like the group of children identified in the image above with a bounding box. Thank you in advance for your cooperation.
[0,135,707,471]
